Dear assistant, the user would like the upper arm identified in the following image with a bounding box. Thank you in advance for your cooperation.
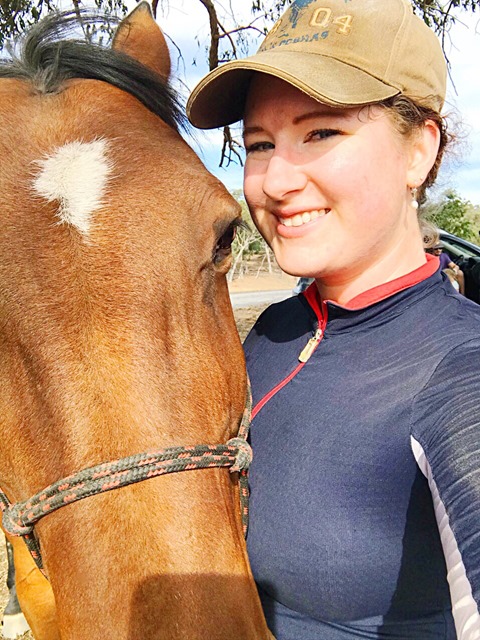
[411,339,480,638]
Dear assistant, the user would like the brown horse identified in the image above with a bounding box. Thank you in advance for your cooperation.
[0,4,272,639]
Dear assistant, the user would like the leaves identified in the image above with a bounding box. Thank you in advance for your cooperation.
[412,0,478,32]
[423,189,479,242]
[0,0,128,49]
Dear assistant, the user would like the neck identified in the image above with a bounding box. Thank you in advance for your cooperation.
[316,233,427,306]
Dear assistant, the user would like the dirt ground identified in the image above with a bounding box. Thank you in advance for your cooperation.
[233,305,266,341]
[0,273,284,639]
[228,271,296,293]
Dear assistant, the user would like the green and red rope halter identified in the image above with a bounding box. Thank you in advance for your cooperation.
[0,382,253,576]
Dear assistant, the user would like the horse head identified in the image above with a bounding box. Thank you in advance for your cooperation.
[0,5,271,638]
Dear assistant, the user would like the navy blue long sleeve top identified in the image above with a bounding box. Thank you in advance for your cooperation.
[244,257,480,640]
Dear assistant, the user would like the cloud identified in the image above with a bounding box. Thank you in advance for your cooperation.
[443,14,480,203]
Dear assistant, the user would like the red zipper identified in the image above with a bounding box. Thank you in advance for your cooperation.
[251,299,327,420]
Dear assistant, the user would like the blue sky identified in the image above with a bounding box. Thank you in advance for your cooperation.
[154,1,480,204]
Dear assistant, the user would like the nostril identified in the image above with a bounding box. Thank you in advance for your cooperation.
[262,160,307,200]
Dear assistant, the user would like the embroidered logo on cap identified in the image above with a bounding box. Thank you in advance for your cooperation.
[310,8,353,34]
[290,0,317,28]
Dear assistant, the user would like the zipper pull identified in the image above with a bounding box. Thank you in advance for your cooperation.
[298,328,323,363]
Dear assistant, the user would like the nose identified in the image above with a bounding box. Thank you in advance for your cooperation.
[262,153,308,201]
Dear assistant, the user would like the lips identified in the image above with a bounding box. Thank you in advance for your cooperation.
[278,209,330,227]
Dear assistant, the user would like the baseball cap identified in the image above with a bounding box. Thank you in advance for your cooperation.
[187,0,446,129]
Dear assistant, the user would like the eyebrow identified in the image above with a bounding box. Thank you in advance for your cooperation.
[242,125,263,136]
[293,109,349,124]
[243,108,350,136]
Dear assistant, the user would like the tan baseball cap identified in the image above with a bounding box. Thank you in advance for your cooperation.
[187,0,446,129]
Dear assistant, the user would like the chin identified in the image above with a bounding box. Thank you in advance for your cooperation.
[276,259,323,279]
[273,244,330,278]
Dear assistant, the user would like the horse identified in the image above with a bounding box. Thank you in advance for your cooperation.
[0,4,272,638]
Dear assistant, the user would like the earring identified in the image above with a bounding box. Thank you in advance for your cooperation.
[411,187,419,210]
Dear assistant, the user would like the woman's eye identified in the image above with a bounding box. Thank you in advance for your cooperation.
[244,141,274,154]
[307,128,341,142]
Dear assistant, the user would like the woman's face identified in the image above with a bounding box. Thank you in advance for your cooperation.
[243,76,427,296]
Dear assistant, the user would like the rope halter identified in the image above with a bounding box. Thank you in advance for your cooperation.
[0,381,253,575]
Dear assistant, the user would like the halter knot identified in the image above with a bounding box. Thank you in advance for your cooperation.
[1,503,35,537]
[227,437,253,473]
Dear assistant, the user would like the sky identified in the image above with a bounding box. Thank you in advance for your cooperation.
[152,1,480,204]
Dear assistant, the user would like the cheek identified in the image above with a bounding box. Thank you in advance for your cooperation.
[243,171,266,217]
[243,164,262,194]
[242,172,254,203]
[324,147,383,187]
[305,145,375,200]
[321,144,407,213]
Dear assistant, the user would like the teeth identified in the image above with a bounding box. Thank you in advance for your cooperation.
[281,210,329,227]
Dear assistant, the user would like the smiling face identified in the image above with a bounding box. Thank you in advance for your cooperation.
[243,76,434,303]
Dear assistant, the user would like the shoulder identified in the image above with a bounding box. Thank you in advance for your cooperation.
[243,294,314,353]
[243,295,316,402]
[395,279,480,442]
[411,335,480,446]
[424,278,480,334]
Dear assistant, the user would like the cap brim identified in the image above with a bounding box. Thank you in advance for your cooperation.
[187,50,400,129]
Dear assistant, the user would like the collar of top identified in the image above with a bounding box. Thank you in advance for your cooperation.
[303,254,441,333]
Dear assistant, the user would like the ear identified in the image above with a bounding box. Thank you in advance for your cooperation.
[112,2,171,80]
[406,120,441,189]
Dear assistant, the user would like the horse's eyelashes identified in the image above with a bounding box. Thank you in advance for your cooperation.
[218,225,236,249]
[213,220,240,266]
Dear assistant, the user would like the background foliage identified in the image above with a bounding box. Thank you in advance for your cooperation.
[423,190,480,242]
[0,0,130,48]
[1,0,478,55]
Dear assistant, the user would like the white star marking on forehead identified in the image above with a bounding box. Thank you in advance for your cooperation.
[33,139,113,236]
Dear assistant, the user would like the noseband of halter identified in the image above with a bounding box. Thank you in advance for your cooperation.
[0,383,253,576]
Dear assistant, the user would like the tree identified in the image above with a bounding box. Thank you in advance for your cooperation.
[423,189,476,241]
[0,0,129,48]
[228,190,273,282]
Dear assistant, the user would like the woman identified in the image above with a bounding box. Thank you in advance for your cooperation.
[187,1,480,638]
[430,243,465,294]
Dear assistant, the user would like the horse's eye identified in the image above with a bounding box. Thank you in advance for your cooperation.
[213,222,238,266]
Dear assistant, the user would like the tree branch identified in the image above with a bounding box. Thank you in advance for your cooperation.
[197,0,220,71]
[220,126,244,168]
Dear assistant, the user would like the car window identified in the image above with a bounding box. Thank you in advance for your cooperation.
[440,238,480,259]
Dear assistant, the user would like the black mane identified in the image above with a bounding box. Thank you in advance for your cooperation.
[0,10,187,132]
